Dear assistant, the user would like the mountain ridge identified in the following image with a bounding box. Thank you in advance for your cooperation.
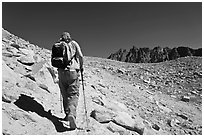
[108,46,202,63]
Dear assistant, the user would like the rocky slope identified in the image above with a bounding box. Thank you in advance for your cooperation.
[2,28,202,135]
[108,46,202,63]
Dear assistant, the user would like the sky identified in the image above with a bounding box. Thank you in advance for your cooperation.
[2,2,202,58]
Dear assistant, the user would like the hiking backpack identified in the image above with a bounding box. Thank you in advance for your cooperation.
[51,41,75,69]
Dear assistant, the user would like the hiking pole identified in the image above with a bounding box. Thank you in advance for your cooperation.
[60,92,63,113]
[81,70,90,132]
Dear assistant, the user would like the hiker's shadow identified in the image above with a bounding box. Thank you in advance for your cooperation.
[14,94,72,132]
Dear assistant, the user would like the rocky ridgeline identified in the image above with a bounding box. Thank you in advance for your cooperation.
[2,28,202,135]
[108,46,202,63]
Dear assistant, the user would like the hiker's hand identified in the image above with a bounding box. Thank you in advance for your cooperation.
[54,77,59,84]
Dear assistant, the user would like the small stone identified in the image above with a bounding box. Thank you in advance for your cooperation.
[91,85,96,90]
[92,96,104,106]
[117,68,125,74]
[10,43,21,49]
[191,91,198,95]
[170,95,177,98]
[134,84,140,90]
[176,113,188,120]
[98,83,106,88]
[16,82,24,87]
[187,93,191,96]
[167,118,180,127]
[23,74,36,81]
[143,120,151,128]
[146,90,154,95]
[38,83,50,93]
[174,119,180,124]
[152,123,160,131]
[96,69,100,72]
[181,96,190,102]
[148,96,154,102]
[144,79,150,84]
[167,119,174,127]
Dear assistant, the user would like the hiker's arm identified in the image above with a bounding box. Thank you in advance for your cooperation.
[73,41,84,70]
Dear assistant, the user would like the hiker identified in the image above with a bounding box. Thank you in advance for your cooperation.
[51,31,84,129]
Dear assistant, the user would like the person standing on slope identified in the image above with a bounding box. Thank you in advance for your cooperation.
[51,31,84,130]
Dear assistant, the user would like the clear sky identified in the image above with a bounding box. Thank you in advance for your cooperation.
[2,2,202,58]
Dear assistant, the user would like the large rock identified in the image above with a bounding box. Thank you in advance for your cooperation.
[15,48,35,65]
[33,64,58,93]
[2,60,19,82]
[2,46,21,57]
[90,105,116,123]
[33,54,43,63]
[19,48,35,56]
[91,103,145,135]
[112,111,145,135]
[32,60,46,74]
[91,95,128,112]
[17,55,35,65]
[4,57,28,75]
[2,61,21,103]
[106,121,139,135]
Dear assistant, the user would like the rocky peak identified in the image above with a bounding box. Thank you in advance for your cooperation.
[108,46,202,63]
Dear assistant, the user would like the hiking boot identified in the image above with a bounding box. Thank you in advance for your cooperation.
[64,114,69,121]
[68,115,77,130]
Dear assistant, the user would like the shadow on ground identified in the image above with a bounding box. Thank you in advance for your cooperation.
[14,94,73,132]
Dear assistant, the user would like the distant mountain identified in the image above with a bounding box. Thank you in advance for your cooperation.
[108,46,202,63]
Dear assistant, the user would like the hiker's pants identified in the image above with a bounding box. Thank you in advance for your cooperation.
[58,69,80,118]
